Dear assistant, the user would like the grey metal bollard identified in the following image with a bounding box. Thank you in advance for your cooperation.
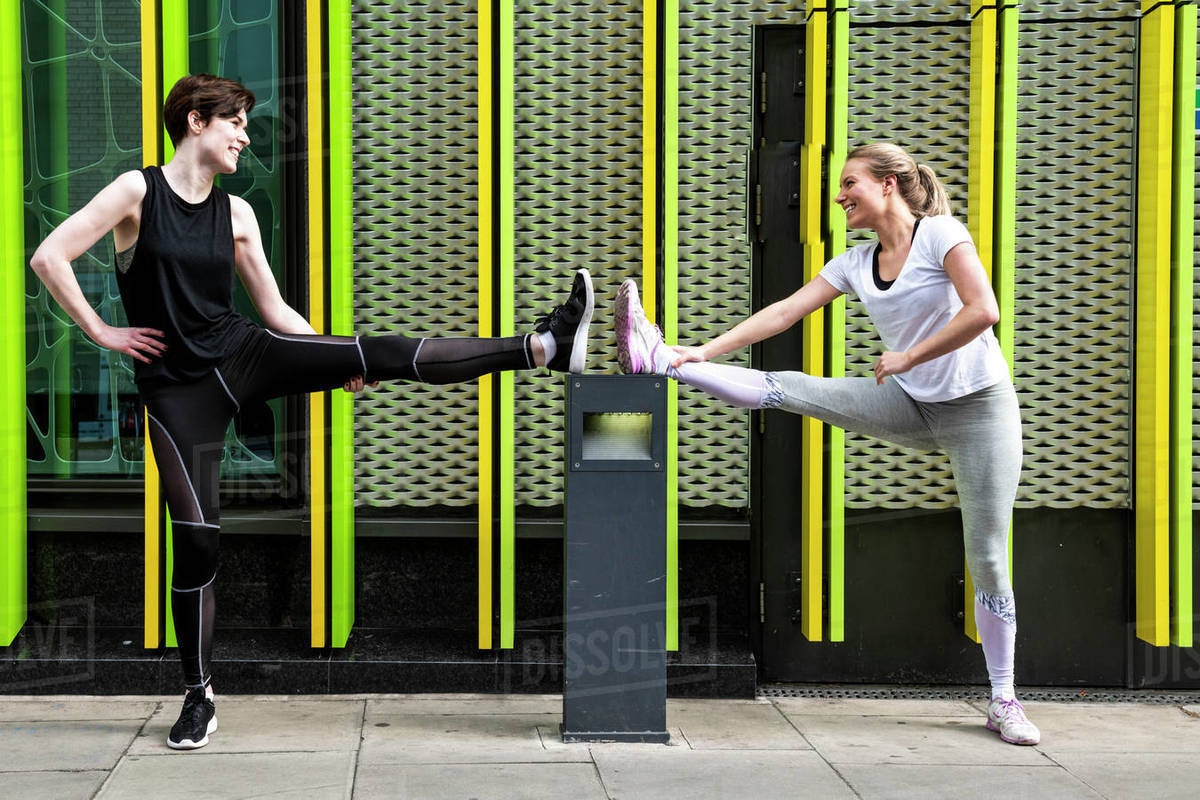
[561,374,669,744]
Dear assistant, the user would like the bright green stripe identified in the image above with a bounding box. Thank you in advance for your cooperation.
[0,0,26,646]
[1170,1,1196,647]
[995,6,1019,366]
[161,0,188,648]
[826,1,849,642]
[998,5,1020,593]
[499,0,515,649]
[663,0,679,651]
[161,0,189,161]
[329,0,355,647]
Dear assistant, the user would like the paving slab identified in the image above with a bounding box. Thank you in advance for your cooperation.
[0,719,143,771]
[360,711,587,765]
[368,693,561,716]
[97,751,354,800]
[791,714,1050,766]
[128,698,364,755]
[0,698,158,721]
[1050,751,1200,800]
[355,761,607,800]
[1007,702,1200,754]
[593,749,856,799]
[838,763,1102,799]
[773,697,979,717]
[665,699,811,750]
[0,770,108,799]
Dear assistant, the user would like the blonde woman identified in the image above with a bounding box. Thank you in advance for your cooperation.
[615,142,1038,745]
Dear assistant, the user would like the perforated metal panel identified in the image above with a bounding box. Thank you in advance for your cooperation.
[1022,2,1139,20]
[350,0,481,507]
[675,1,807,509]
[842,23,970,508]
[847,1,964,24]
[511,1,644,507]
[1014,22,1135,508]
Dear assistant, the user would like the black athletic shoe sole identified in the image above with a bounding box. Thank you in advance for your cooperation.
[568,269,594,374]
[167,714,218,750]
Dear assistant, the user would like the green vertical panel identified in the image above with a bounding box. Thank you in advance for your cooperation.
[826,0,849,642]
[162,0,189,649]
[663,0,679,651]
[329,0,355,647]
[1,0,26,646]
[1171,0,1196,647]
[25,1,144,480]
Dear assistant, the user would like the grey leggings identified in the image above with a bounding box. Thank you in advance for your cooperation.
[765,373,1022,598]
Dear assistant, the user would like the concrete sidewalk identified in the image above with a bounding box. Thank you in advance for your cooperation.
[1,693,1199,799]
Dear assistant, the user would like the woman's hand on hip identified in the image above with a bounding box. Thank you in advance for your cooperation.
[91,324,166,364]
[343,376,379,394]
[873,350,914,385]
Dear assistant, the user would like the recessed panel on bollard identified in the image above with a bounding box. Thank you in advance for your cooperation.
[561,374,669,744]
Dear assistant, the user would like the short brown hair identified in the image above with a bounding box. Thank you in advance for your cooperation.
[163,74,256,147]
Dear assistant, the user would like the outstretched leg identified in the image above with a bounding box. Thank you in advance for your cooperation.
[226,269,595,402]
[613,278,937,451]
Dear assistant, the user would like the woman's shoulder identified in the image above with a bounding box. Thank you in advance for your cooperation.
[919,214,971,240]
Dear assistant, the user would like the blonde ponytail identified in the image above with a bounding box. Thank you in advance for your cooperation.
[846,142,954,218]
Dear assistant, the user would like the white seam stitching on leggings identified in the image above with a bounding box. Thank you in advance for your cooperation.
[265,329,356,345]
[212,368,240,412]
[172,574,217,593]
[197,585,205,686]
[146,412,206,525]
[172,519,219,530]
[412,338,426,382]
[355,336,368,380]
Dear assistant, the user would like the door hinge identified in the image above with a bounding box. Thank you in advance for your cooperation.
[758,409,766,435]
[755,183,763,231]
[759,582,765,623]
[759,70,767,114]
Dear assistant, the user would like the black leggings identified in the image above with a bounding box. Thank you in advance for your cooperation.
[143,328,534,688]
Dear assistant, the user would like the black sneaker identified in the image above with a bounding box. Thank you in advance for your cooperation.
[533,268,594,373]
[166,686,218,750]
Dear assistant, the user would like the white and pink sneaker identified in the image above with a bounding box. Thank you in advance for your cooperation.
[986,697,1041,745]
[614,279,668,375]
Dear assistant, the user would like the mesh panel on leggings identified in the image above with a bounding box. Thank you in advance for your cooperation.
[842,23,970,508]
[511,1,644,506]
[1014,22,1135,508]
[350,1,480,507]
[675,1,807,508]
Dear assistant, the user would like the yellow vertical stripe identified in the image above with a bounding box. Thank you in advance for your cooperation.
[800,4,827,642]
[478,0,494,651]
[307,0,327,648]
[964,2,998,644]
[1134,2,1175,646]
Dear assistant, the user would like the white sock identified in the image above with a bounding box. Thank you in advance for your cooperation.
[537,330,557,364]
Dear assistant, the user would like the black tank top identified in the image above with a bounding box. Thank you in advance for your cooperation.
[115,166,255,388]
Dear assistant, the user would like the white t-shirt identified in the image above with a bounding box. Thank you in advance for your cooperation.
[818,214,1010,403]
